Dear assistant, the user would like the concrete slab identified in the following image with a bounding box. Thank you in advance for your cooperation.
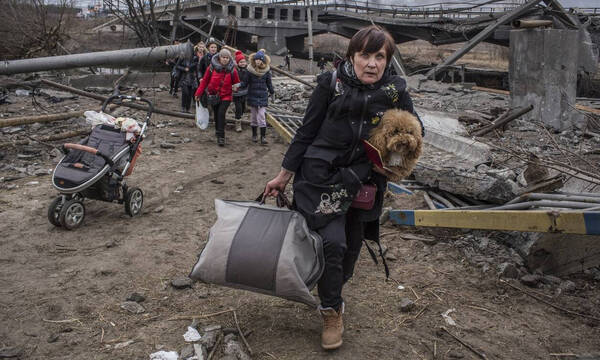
[417,107,491,165]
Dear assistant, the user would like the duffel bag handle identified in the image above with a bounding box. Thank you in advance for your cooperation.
[256,191,292,209]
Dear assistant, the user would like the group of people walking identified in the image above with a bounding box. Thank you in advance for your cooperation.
[167,39,274,147]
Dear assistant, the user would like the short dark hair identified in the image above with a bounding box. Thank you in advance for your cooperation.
[346,25,396,65]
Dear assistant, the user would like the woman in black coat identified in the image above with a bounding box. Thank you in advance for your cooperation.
[264,26,422,350]
[175,55,198,113]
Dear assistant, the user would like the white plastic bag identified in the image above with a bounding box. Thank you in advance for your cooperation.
[115,117,142,141]
[84,111,115,127]
[183,326,201,342]
[195,101,209,130]
[149,350,178,360]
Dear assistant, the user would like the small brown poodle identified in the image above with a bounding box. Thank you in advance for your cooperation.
[368,109,423,182]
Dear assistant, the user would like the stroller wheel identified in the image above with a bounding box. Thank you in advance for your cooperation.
[59,199,85,230]
[47,197,64,227]
[125,187,143,217]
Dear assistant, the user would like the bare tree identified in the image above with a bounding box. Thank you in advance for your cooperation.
[103,0,172,47]
[0,0,75,60]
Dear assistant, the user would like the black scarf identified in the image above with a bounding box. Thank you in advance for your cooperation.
[337,60,392,91]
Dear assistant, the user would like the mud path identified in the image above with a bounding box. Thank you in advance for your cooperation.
[1,94,599,360]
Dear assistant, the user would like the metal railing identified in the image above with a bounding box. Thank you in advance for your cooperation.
[151,0,600,19]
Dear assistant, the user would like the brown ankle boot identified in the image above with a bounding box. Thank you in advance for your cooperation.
[320,305,344,350]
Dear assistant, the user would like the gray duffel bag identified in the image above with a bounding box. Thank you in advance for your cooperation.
[189,194,324,306]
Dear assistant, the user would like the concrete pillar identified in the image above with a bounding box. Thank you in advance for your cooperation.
[236,5,241,18]
[275,8,280,20]
[509,29,583,131]
[263,7,268,20]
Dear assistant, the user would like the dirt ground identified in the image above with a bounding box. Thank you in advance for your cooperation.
[1,88,600,360]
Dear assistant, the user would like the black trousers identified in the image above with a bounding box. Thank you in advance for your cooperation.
[181,85,194,111]
[233,96,246,120]
[212,100,231,138]
[317,207,364,310]
[170,74,180,94]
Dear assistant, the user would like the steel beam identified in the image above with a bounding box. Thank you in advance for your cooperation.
[425,0,543,79]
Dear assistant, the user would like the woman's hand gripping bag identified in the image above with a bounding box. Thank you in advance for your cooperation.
[189,198,324,306]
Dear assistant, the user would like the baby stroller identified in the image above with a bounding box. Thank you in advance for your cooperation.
[47,95,152,230]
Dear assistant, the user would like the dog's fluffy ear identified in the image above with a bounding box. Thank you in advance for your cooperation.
[368,121,390,159]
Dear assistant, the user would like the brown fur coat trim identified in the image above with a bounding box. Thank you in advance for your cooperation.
[368,109,423,182]
[248,50,271,76]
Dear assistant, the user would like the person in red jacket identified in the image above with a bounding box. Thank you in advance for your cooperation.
[195,48,240,147]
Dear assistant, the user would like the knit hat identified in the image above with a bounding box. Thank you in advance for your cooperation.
[219,48,232,59]
[254,50,265,62]
[235,50,246,64]
[206,37,218,48]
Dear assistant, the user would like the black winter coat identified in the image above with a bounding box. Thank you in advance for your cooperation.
[176,56,199,88]
[234,67,250,98]
[245,69,274,107]
[198,53,214,80]
[282,60,421,231]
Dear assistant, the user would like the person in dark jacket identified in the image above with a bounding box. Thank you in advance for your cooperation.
[194,42,207,83]
[175,54,198,113]
[263,26,423,350]
[198,38,218,82]
[194,48,240,147]
[317,57,327,74]
[243,49,274,145]
[166,40,181,97]
[233,50,249,133]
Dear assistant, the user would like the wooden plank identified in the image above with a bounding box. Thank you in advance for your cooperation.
[472,86,510,95]
[389,209,600,235]
[472,86,600,116]
[0,111,84,128]
[576,104,600,116]
[266,113,293,143]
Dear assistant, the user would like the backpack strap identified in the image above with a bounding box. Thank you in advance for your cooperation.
[363,239,390,279]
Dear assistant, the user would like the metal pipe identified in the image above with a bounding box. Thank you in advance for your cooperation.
[422,191,436,210]
[441,191,469,207]
[504,194,528,205]
[520,193,600,204]
[512,19,553,28]
[556,191,600,198]
[444,205,496,210]
[0,42,193,75]
[427,191,455,208]
[489,200,600,210]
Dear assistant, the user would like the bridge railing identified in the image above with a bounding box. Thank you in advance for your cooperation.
[321,0,525,18]
[151,0,600,19]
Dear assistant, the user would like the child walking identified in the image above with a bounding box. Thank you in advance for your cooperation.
[244,49,274,145]
[233,50,249,133]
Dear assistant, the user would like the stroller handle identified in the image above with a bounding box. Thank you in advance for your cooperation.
[101,95,153,125]
[64,143,114,166]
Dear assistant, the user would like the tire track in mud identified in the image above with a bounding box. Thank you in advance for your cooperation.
[145,147,271,209]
